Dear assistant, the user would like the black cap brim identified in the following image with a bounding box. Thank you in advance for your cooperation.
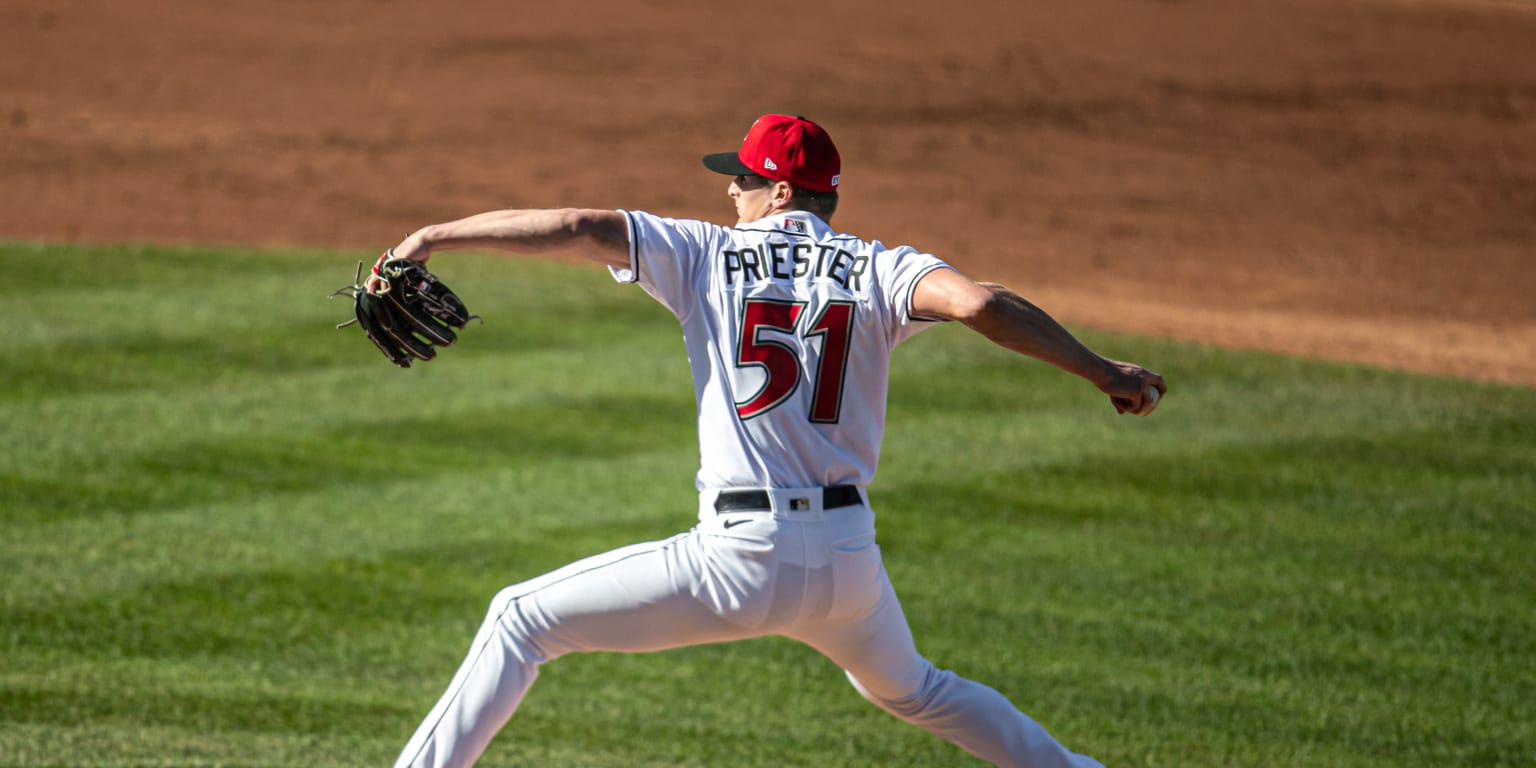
[703,151,754,176]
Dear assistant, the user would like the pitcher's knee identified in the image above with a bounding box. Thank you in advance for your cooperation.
[486,586,555,666]
[487,585,518,617]
[845,662,952,720]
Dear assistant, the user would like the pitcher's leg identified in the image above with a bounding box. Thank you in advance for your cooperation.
[795,571,1104,768]
[395,533,756,768]
[393,585,540,768]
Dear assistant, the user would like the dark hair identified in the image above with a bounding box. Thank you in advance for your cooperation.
[789,186,839,221]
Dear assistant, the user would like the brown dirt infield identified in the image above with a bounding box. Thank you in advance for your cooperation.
[4,0,1533,385]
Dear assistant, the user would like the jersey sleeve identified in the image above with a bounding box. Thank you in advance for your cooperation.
[874,243,952,346]
[612,209,721,319]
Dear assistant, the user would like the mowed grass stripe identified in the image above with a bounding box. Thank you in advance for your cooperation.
[0,342,689,479]
[2,384,695,522]
[3,242,1534,767]
[1,449,696,604]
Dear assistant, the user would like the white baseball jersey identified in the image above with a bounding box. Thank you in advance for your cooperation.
[612,209,950,491]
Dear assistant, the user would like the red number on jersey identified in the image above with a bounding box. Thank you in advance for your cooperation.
[735,299,804,418]
[805,301,855,423]
[734,298,856,422]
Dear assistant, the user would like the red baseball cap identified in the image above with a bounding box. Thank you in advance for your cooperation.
[703,114,841,192]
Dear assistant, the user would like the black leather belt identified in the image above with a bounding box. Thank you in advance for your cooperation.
[714,485,863,513]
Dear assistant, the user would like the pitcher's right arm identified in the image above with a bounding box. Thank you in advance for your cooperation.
[911,267,1165,415]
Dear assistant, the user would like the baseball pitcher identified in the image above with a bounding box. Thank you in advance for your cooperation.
[378,114,1164,768]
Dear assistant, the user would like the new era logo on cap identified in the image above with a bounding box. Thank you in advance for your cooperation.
[702,114,841,192]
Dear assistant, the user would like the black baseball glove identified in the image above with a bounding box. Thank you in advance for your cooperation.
[331,252,476,368]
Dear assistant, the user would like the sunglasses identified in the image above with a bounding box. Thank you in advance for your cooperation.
[733,174,772,191]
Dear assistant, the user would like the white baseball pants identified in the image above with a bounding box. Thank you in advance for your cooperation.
[395,488,1104,768]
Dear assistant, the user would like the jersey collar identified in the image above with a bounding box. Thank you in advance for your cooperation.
[738,210,829,238]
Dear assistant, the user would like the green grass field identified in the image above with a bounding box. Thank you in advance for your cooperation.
[2,242,1532,767]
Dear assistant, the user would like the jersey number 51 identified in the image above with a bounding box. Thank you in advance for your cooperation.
[734,298,855,423]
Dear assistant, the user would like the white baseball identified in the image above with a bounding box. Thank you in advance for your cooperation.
[1140,386,1161,415]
